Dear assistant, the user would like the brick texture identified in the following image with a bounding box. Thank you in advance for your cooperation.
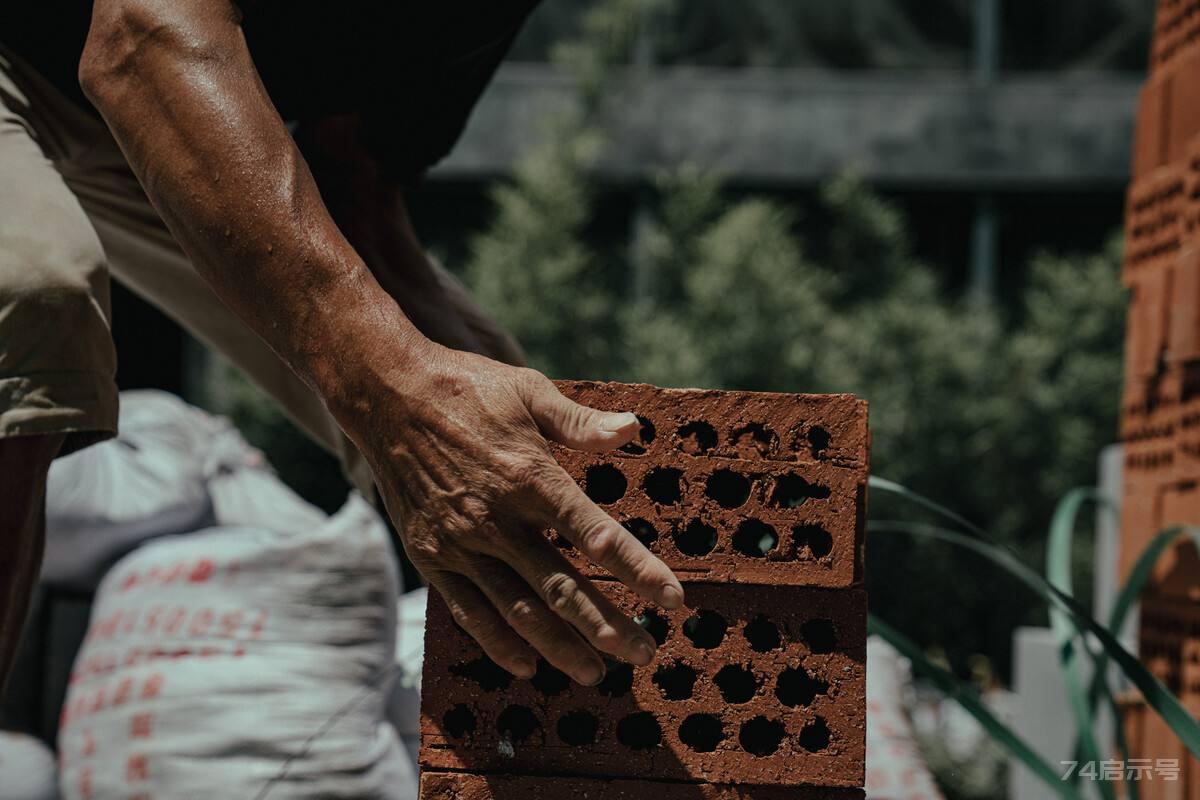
[420,583,866,787]
[1120,6,1200,792]
[419,772,865,799]
[419,382,867,796]
[548,382,868,588]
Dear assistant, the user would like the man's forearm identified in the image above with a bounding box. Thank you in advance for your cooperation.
[80,0,421,416]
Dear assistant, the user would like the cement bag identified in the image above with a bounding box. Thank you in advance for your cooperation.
[43,391,217,591]
[386,587,428,770]
[200,420,327,534]
[0,731,58,800]
[57,495,414,800]
[865,636,944,800]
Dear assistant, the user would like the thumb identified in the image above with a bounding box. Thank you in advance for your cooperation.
[524,376,640,452]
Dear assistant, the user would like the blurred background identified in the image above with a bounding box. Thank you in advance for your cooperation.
[106,2,1155,796]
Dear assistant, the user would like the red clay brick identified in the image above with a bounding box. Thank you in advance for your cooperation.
[419,772,865,799]
[1132,77,1172,178]
[1170,250,1200,363]
[1168,49,1200,164]
[1152,0,1200,76]
[547,382,868,588]
[1123,168,1186,281]
[419,582,866,789]
[1127,266,1172,381]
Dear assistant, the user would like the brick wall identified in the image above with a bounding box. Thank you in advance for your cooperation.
[1120,1,1200,793]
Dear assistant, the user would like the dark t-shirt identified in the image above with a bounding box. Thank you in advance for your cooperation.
[0,1,539,179]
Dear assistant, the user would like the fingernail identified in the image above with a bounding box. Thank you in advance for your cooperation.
[600,412,638,433]
[659,583,684,610]
[513,659,536,679]
[579,662,605,686]
[630,638,655,667]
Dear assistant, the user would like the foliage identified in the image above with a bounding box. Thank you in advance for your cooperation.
[461,0,1128,680]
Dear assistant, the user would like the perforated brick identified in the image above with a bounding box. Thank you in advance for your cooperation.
[1152,0,1200,75]
[420,582,866,789]
[419,772,865,799]
[1131,77,1171,178]
[1123,168,1185,281]
[547,382,868,588]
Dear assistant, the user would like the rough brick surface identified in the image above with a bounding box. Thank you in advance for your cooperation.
[420,582,866,788]
[1152,0,1200,76]
[547,382,868,588]
[1122,11,1200,792]
[419,772,865,799]
[418,381,867,797]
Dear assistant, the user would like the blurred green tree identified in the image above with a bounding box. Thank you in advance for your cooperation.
[463,0,1128,678]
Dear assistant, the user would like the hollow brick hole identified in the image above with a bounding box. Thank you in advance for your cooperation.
[617,712,662,751]
[625,517,658,549]
[596,661,634,698]
[775,666,828,708]
[801,619,837,654]
[739,716,786,757]
[743,615,782,652]
[679,713,725,752]
[653,662,698,701]
[808,426,831,459]
[733,519,778,557]
[635,609,670,646]
[677,420,718,454]
[733,422,778,458]
[450,656,513,692]
[557,710,600,747]
[793,524,833,559]
[442,704,477,738]
[496,705,540,744]
[770,473,830,508]
[643,467,684,505]
[713,664,758,704]
[620,415,657,455]
[705,469,752,508]
[683,610,727,649]
[798,717,832,752]
[585,464,627,504]
[674,520,718,556]
[531,659,570,697]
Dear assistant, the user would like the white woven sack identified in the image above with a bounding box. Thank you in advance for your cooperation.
[57,495,414,800]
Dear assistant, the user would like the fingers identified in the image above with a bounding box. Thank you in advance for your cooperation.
[523,374,640,452]
[504,535,659,667]
[429,571,537,679]
[464,556,607,686]
[532,467,684,610]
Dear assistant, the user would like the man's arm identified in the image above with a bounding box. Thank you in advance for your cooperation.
[80,0,682,684]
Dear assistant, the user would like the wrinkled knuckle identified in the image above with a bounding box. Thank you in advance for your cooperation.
[517,459,563,502]
[515,366,550,393]
[504,599,541,631]
[592,623,624,653]
[542,573,581,614]
[405,537,443,566]
[582,522,621,564]
[476,521,511,555]
[448,602,478,634]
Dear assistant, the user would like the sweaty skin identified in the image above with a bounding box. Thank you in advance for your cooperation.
[78,0,683,685]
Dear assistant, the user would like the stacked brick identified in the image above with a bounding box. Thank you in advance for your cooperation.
[419,381,869,798]
[1120,1,1200,793]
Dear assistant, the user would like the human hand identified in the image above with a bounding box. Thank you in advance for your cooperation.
[351,344,683,685]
